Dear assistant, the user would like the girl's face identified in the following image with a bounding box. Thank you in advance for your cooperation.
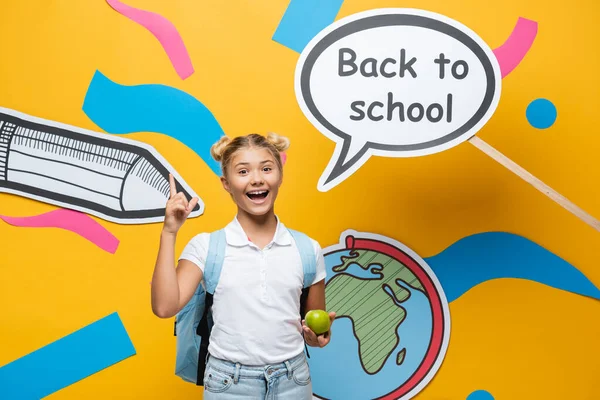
[221,147,282,216]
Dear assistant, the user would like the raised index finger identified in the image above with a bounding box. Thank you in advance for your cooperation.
[169,173,177,198]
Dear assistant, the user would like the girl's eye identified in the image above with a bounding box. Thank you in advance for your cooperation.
[263,167,272,172]
[239,169,248,175]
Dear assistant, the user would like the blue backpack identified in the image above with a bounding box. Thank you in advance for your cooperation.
[173,228,317,385]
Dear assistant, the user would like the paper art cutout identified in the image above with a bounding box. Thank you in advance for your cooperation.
[309,230,449,400]
[425,232,600,302]
[105,0,194,79]
[289,7,599,232]
[0,209,119,253]
[0,106,203,225]
[467,390,495,400]
[526,98,557,129]
[293,9,503,192]
[83,70,224,176]
[272,0,344,53]
[0,312,136,400]
[492,17,538,78]
[309,229,598,400]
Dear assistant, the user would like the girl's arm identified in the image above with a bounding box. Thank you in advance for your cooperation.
[151,231,202,318]
[305,279,326,311]
[302,280,336,347]
[151,174,201,318]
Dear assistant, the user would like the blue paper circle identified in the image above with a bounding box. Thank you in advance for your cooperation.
[467,390,495,400]
[526,98,557,129]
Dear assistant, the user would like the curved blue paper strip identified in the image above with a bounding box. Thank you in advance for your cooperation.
[0,312,135,399]
[83,70,224,175]
[424,232,600,303]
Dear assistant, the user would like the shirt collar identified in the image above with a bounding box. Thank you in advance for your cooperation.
[225,215,292,247]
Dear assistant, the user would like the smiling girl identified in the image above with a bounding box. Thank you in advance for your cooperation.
[151,133,334,399]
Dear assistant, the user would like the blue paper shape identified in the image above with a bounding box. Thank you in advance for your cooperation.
[424,232,600,303]
[0,312,136,399]
[272,0,344,53]
[526,98,557,129]
[83,70,224,175]
[467,390,495,400]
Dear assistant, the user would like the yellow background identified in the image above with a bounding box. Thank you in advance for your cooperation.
[1,0,599,399]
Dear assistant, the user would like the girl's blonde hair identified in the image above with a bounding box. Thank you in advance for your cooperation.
[210,132,290,177]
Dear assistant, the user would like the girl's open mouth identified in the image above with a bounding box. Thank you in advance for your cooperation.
[246,190,269,203]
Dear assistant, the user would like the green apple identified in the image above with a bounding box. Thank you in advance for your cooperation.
[305,309,330,335]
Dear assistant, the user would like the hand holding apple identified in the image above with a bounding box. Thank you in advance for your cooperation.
[302,310,336,348]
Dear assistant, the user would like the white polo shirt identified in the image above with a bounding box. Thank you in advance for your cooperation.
[179,216,326,366]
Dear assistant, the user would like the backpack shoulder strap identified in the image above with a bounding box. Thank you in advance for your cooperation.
[288,228,316,288]
[204,229,226,294]
[195,229,226,386]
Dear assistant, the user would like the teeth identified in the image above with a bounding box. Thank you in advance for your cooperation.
[248,190,267,195]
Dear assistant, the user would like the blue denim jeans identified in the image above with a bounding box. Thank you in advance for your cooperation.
[202,351,312,399]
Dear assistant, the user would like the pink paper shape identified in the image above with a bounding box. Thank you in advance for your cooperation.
[0,209,120,254]
[280,152,287,166]
[493,17,538,78]
[105,0,194,80]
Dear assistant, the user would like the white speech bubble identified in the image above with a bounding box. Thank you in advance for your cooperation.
[295,8,502,192]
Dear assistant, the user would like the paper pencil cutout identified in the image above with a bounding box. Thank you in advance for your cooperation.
[0,107,203,224]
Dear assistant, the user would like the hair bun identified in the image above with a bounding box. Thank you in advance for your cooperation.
[210,136,232,162]
[266,132,290,152]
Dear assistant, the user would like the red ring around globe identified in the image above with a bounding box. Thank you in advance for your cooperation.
[343,235,447,399]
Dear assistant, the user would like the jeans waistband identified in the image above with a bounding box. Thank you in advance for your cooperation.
[206,352,306,381]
